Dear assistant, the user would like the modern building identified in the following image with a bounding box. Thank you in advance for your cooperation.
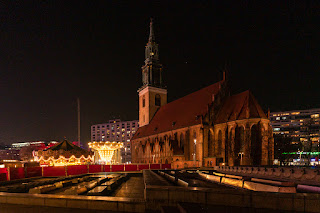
[91,119,139,163]
[11,141,59,150]
[270,108,320,151]
[0,149,20,161]
[131,20,274,168]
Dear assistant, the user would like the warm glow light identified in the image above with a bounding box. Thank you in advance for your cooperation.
[88,141,123,163]
[37,155,94,166]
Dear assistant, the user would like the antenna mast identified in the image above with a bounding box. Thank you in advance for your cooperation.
[77,98,81,146]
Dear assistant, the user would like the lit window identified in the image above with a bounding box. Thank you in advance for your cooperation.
[276,117,280,120]
[273,128,280,131]
[282,117,286,120]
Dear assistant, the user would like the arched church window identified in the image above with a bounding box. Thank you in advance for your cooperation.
[142,96,146,107]
[217,130,222,154]
[208,130,213,156]
[180,133,184,149]
[155,94,161,106]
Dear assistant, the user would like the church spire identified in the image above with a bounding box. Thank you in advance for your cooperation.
[149,18,155,42]
[141,18,163,88]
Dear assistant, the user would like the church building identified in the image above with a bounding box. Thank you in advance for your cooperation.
[131,20,274,168]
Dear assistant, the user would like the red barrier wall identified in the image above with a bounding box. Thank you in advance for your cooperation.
[43,166,66,177]
[125,164,137,171]
[89,165,102,173]
[161,164,171,169]
[67,165,88,176]
[25,167,42,178]
[9,167,25,180]
[150,164,161,169]
[2,163,172,180]
[0,168,8,181]
[104,165,110,172]
[112,165,124,172]
[138,164,149,170]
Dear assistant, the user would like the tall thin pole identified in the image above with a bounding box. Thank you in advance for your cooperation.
[77,98,81,146]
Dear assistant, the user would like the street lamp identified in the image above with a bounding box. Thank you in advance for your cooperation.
[238,152,244,165]
[193,139,197,167]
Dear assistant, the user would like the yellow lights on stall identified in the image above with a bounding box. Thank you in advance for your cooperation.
[291,112,300,115]
[88,141,123,163]
[37,155,94,167]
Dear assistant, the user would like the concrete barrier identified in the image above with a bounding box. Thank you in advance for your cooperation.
[28,185,56,194]
[0,191,146,212]
[243,181,280,192]
[54,181,64,189]
[177,179,188,187]
[225,174,243,180]
[251,178,295,187]
[297,184,320,193]
[63,184,88,195]
[213,166,320,186]
[87,186,108,196]
[221,177,243,188]
[206,174,221,183]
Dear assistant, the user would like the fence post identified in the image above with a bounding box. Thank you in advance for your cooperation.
[87,164,90,174]
[7,167,10,181]
[137,164,139,171]
[149,163,150,169]
[65,166,68,176]
[124,164,126,172]
[160,163,162,170]
[41,166,44,177]
[110,165,112,172]
[24,167,27,178]
[102,164,104,172]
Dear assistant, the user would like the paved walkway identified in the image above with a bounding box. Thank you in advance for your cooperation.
[143,170,172,186]
[0,204,118,213]
[113,176,145,198]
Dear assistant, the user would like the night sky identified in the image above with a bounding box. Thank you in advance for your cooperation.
[0,1,319,146]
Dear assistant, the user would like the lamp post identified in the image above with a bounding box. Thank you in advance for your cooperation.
[239,152,244,165]
[193,139,197,167]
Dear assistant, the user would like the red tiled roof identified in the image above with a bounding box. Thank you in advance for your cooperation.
[215,90,267,124]
[132,81,224,140]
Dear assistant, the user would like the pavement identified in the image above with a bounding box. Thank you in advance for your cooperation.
[113,176,145,198]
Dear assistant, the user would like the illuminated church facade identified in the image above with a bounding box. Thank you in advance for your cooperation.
[131,20,274,168]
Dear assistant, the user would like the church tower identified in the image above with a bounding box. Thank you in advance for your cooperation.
[138,19,167,127]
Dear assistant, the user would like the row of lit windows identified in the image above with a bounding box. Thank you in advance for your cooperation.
[92,128,136,133]
[272,114,319,121]
[92,123,138,129]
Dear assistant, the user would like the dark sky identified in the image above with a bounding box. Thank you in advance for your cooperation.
[0,1,319,145]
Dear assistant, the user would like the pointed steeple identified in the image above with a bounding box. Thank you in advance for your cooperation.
[141,18,163,88]
[149,18,155,42]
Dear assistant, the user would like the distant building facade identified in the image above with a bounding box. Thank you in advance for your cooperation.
[270,108,320,151]
[0,149,20,161]
[131,20,274,168]
[91,119,139,163]
[11,141,59,150]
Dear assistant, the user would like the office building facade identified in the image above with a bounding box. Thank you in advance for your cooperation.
[91,119,139,163]
[270,108,320,151]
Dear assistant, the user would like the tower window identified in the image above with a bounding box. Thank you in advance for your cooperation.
[142,96,146,107]
[155,94,161,106]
